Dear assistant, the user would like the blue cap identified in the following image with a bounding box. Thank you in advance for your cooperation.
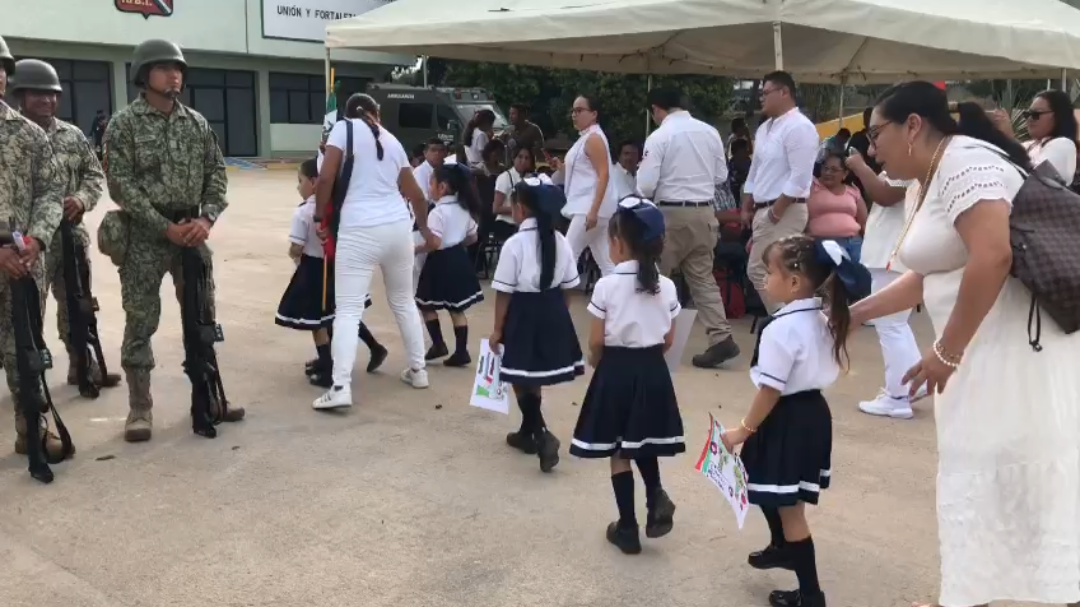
[616,195,665,241]
[516,175,566,215]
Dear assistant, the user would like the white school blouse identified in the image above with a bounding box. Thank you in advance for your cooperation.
[751,298,840,395]
[587,260,680,348]
[288,197,324,259]
[492,217,580,293]
[494,167,525,225]
[428,196,478,249]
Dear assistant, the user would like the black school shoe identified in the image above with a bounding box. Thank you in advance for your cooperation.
[443,351,472,368]
[425,343,449,361]
[749,544,795,571]
[536,431,561,473]
[645,489,676,538]
[606,522,642,554]
[691,336,741,369]
[367,344,388,373]
[505,431,539,454]
[304,358,319,375]
[769,590,826,607]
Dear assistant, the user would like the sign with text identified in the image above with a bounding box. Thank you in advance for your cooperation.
[115,0,174,18]
[262,0,392,42]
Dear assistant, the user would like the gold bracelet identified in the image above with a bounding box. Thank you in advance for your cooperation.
[740,418,757,434]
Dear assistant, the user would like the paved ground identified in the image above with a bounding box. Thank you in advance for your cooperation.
[0,171,1030,607]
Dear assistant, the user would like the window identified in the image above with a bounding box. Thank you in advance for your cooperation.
[7,58,114,137]
[269,72,326,124]
[398,103,433,129]
[436,105,461,130]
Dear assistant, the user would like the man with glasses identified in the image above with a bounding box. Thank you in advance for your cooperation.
[740,71,819,312]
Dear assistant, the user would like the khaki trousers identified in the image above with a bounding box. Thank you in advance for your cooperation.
[658,206,731,345]
[747,203,810,312]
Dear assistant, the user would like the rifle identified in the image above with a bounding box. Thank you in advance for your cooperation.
[178,244,229,438]
[1,229,74,483]
[60,220,114,398]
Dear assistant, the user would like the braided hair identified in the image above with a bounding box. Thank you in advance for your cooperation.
[345,93,384,160]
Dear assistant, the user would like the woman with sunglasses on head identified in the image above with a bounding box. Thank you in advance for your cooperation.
[990,90,1078,186]
[852,81,1080,607]
[549,95,618,277]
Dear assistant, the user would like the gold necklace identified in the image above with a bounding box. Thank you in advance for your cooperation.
[886,136,951,271]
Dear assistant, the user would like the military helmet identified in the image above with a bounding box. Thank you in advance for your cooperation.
[9,59,62,94]
[130,38,186,86]
[0,35,14,76]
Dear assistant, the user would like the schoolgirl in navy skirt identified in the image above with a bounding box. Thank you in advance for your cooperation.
[490,175,584,473]
[569,197,684,555]
[720,235,870,607]
[275,158,387,387]
[414,162,485,367]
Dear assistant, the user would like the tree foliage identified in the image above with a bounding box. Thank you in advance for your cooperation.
[413,59,735,145]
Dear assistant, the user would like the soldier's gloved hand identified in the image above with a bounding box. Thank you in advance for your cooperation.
[63,196,85,221]
[165,222,192,247]
[0,247,27,279]
[183,218,212,247]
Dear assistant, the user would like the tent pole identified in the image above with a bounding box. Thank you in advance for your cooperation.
[1062,68,1068,90]
[772,22,784,70]
[324,47,331,93]
[423,56,429,87]
[837,77,847,126]
[645,74,654,136]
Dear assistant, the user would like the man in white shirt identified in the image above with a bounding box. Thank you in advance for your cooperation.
[741,71,819,312]
[638,87,740,369]
[612,139,641,200]
[845,150,925,420]
[412,138,448,200]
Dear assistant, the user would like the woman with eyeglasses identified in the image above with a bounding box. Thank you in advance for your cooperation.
[805,151,867,262]
[851,81,1080,607]
[549,95,617,276]
[991,90,1079,185]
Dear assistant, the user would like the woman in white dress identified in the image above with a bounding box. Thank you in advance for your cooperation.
[852,81,1080,607]
[990,90,1078,185]
[550,95,617,276]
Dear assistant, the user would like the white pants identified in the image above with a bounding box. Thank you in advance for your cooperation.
[332,220,426,387]
[565,214,614,277]
[870,268,922,400]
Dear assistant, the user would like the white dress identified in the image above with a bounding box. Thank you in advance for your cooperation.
[898,136,1080,607]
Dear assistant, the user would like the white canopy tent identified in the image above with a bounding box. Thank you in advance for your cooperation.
[325,0,1080,83]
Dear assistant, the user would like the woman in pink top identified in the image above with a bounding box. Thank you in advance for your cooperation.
[807,152,867,262]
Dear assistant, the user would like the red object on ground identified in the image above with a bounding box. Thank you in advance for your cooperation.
[714,269,746,319]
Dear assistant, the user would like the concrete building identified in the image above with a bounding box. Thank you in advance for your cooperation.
[1,0,410,157]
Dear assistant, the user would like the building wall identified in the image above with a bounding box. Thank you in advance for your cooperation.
[1,0,410,157]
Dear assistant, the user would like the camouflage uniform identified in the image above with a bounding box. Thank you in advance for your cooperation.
[100,38,242,442]
[0,41,66,454]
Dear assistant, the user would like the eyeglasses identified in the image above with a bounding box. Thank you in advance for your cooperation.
[759,87,781,99]
[570,107,594,115]
[820,165,845,173]
[1023,109,1051,120]
[867,122,892,145]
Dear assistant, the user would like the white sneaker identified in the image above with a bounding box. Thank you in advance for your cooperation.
[313,385,352,410]
[858,393,914,420]
[910,384,930,402]
[400,367,429,389]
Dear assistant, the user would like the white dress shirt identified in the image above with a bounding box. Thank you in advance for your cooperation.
[743,107,819,203]
[637,110,727,202]
[413,160,436,201]
[612,164,636,201]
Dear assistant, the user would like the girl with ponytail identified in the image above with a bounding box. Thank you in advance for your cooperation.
[414,161,485,367]
[490,175,584,474]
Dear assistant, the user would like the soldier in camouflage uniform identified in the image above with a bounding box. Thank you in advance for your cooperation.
[100,38,244,443]
[10,58,122,392]
[0,36,68,459]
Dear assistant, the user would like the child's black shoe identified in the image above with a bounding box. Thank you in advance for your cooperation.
[367,345,388,373]
[749,544,794,571]
[536,430,561,473]
[304,358,318,375]
[606,522,642,555]
[768,590,826,607]
[443,351,471,368]
[425,343,449,361]
[505,431,538,454]
[644,489,676,538]
[308,369,333,388]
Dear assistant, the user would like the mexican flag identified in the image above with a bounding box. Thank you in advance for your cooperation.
[322,80,340,137]
[320,79,341,262]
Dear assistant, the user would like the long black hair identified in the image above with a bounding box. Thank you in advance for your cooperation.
[465,109,496,146]
[345,93,384,160]
[513,181,560,289]
[875,81,1032,171]
[608,210,662,294]
[432,162,481,219]
[1033,89,1079,150]
[764,235,852,368]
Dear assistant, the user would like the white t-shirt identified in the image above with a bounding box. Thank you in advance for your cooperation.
[587,260,680,348]
[428,196,478,249]
[494,167,525,225]
[492,217,580,293]
[326,118,412,229]
[288,197,324,258]
[751,298,840,395]
[1026,137,1077,185]
[413,160,436,201]
[860,173,917,272]
[465,130,489,166]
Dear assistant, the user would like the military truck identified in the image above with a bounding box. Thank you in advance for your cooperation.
[364,83,509,153]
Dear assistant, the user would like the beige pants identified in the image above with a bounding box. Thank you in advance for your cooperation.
[747,203,810,313]
[658,206,731,345]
